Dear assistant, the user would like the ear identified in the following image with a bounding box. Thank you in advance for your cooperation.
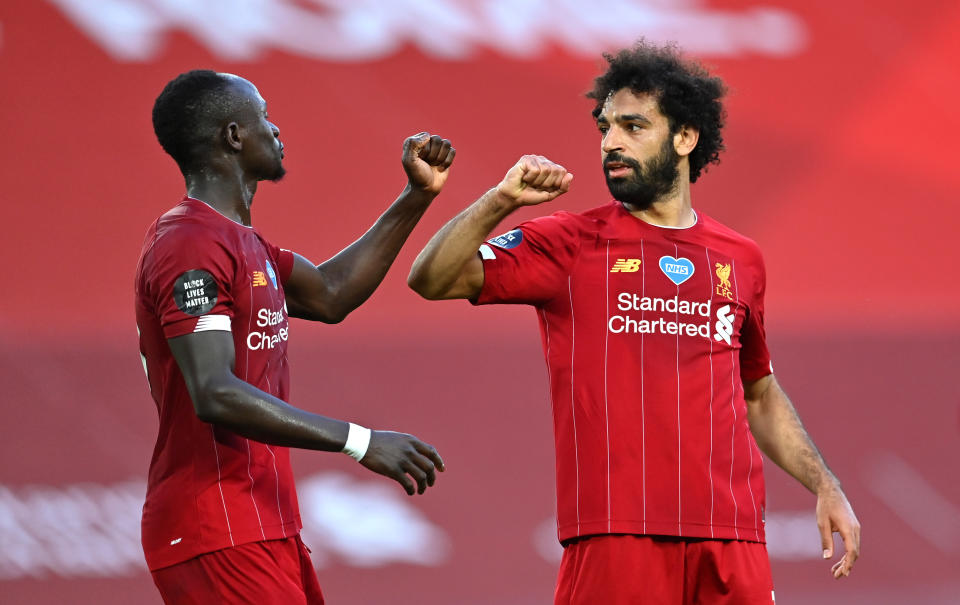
[673,125,699,157]
[224,122,243,152]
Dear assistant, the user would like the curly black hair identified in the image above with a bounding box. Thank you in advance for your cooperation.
[152,70,238,174]
[587,41,727,183]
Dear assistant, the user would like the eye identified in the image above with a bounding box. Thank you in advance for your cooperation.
[597,123,609,135]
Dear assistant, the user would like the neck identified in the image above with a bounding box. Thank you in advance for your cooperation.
[184,166,257,226]
[623,181,695,228]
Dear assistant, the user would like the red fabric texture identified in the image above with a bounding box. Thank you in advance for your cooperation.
[477,202,772,543]
[151,535,324,605]
[555,534,774,605]
[135,198,301,570]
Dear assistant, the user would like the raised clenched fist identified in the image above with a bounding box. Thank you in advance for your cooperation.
[496,154,573,207]
[402,132,456,195]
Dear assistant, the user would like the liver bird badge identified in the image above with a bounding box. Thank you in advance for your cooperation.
[715,263,734,300]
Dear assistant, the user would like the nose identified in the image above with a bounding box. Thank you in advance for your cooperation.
[269,121,280,138]
[601,127,623,154]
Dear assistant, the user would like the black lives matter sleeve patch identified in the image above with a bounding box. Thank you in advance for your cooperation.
[173,270,219,315]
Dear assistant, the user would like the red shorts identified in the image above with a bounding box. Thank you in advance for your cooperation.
[151,535,324,605]
[555,535,775,605]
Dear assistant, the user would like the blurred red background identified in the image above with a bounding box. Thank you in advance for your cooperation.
[1,1,958,603]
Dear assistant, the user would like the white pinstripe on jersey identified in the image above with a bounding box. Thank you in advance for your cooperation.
[674,243,683,535]
[640,240,647,533]
[730,259,760,540]
[264,370,286,527]
[209,426,235,546]
[568,276,581,534]
[728,258,741,539]
[243,279,266,539]
[705,246,716,538]
[604,240,612,531]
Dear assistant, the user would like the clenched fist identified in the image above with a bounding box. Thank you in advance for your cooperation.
[403,132,456,195]
[496,155,573,207]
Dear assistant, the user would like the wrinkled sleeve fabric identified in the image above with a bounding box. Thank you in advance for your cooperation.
[738,246,772,382]
[146,226,238,339]
[475,212,582,306]
[256,232,295,285]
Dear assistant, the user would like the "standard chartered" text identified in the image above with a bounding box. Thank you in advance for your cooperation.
[609,293,713,337]
[247,306,288,350]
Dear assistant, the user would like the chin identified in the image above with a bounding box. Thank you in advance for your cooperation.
[269,166,287,183]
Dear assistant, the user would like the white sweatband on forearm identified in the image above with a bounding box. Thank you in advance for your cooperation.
[342,423,371,461]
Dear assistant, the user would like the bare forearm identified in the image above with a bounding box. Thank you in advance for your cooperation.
[746,375,861,577]
[408,187,516,299]
[747,379,839,494]
[197,374,349,451]
[314,185,436,316]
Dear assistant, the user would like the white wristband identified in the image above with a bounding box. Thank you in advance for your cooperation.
[342,423,371,461]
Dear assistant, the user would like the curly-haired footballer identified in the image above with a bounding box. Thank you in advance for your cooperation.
[409,41,860,604]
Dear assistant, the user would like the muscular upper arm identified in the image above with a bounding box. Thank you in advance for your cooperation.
[432,253,485,300]
[167,330,237,420]
[282,253,340,322]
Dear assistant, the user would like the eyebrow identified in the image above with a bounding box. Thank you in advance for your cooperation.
[596,113,652,125]
[619,113,652,124]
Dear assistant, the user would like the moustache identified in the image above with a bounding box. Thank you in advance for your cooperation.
[603,153,642,171]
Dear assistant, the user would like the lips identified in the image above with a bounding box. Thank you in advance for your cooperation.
[604,162,632,178]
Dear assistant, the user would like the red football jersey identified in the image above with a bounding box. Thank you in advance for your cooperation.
[135,198,299,570]
[477,201,772,543]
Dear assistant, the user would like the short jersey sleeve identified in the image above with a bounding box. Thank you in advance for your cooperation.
[255,231,295,285]
[146,229,239,340]
[739,249,772,382]
[475,212,582,306]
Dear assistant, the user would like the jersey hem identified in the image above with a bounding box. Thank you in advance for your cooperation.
[558,519,766,545]
[144,517,302,571]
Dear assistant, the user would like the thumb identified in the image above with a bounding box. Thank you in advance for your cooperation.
[508,155,541,185]
[403,132,430,160]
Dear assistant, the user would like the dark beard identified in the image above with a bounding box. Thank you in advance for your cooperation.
[604,136,680,210]
[268,163,286,182]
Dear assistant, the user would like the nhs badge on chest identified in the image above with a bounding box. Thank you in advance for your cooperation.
[658,256,695,285]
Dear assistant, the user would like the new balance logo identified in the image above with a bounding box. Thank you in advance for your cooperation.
[252,271,268,287]
[610,258,641,273]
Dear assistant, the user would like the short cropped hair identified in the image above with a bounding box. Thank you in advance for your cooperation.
[587,41,727,183]
[152,70,236,174]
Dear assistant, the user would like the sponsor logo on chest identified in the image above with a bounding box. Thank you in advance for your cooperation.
[605,251,739,345]
[247,304,289,351]
[610,258,641,272]
[247,258,286,351]
[252,258,279,289]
